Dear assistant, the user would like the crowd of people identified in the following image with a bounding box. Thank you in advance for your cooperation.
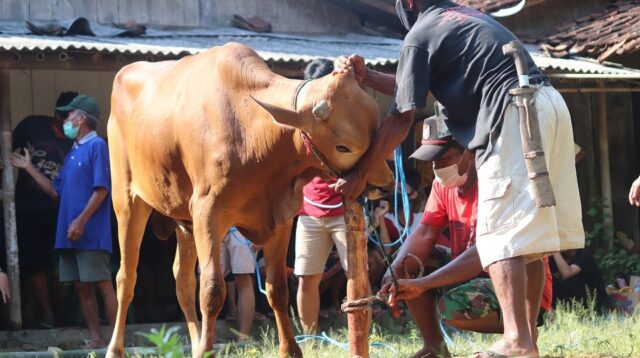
[1,1,640,356]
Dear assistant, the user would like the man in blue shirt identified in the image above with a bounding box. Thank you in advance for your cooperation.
[11,95,116,349]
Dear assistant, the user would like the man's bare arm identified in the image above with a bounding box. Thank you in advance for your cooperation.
[551,252,581,280]
[417,245,484,290]
[67,188,108,241]
[10,149,58,200]
[362,67,396,96]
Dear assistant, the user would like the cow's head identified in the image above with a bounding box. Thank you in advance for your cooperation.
[253,72,394,199]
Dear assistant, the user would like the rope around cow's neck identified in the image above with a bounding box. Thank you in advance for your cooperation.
[292,79,342,178]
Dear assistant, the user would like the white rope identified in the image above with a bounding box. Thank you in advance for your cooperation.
[303,196,343,209]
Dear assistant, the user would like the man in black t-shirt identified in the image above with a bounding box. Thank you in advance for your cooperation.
[549,249,611,314]
[11,91,77,328]
[333,1,584,357]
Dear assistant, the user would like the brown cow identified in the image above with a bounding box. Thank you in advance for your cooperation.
[105,42,394,358]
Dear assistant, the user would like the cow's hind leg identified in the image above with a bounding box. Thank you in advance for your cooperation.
[106,197,152,358]
[191,198,226,357]
[263,223,303,358]
[173,225,201,350]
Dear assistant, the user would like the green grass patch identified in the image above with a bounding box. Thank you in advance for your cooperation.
[137,303,640,357]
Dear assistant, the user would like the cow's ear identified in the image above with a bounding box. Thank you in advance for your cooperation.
[251,96,307,129]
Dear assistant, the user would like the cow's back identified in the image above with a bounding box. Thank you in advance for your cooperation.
[108,43,277,219]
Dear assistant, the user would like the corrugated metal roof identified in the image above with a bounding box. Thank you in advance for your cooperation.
[0,25,402,66]
[1,24,640,78]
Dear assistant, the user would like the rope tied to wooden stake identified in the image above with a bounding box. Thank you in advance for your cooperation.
[341,292,388,313]
[340,253,426,313]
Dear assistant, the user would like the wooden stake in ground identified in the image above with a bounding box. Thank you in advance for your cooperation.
[0,69,22,329]
[344,200,369,358]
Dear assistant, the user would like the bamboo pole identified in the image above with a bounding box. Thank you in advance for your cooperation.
[0,69,21,329]
[596,81,614,248]
[344,200,369,358]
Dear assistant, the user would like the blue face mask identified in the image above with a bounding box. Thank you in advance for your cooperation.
[63,120,79,140]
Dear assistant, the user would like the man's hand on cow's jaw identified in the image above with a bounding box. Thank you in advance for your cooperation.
[331,170,367,202]
[67,217,87,241]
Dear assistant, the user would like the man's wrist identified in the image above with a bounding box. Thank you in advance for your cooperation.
[361,67,373,84]
[417,276,432,291]
[24,164,37,175]
[75,215,88,225]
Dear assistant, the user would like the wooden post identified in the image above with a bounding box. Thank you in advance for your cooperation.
[597,81,614,248]
[344,200,369,358]
[0,69,22,329]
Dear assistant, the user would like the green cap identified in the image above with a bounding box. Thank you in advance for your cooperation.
[56,94,100,118]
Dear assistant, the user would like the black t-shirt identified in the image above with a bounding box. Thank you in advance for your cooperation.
[549,249,610,313]
[392,0,540,165]
[12,115,72,214]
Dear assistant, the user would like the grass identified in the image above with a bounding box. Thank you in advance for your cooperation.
[135,302,640,357]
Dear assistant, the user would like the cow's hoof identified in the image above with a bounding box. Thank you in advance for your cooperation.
[281,344,303,358]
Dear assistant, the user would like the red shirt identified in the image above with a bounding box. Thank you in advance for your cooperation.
[421,181,478,260]
[541,257,553,311]
[299,177,344,217]
[420,180,553,311]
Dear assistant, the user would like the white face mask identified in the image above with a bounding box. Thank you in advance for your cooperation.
[433,156,469,188]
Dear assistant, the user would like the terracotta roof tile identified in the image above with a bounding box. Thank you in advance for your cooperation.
[380,0,524,13]
[536,0,640,62]
[452,0,523,13]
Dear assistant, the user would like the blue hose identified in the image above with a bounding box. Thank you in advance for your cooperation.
[295,331,398,355]
[228,229,267,296]
[393,146,412,244]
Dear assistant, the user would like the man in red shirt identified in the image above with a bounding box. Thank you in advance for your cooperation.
[379,115,552,358]
[294,59,349,334]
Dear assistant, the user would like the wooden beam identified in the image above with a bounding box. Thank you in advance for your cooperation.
[0,51,183,72]
[597,80,614,248]
[0,68,22,329]
[344,200,370,358]
[0,51,309,78]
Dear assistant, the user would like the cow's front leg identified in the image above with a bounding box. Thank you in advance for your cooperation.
[173,225,200,350]
[191,198,226,358]
[106,197,152,358]
[263,224,303,358]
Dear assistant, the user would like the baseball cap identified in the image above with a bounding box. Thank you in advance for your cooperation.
[56,94,100,118]
[409,114,454,162]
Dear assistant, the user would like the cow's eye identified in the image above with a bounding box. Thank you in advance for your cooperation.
[335,145,351,153]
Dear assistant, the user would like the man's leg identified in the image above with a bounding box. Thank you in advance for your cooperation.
[234,273,256,340]
[296,274,323,334]
[76,281,104,348]
[482,257,536,357]
[446,312,502,333]
[293,216,333,335]
[525,259,544,348]
[405,290,449,358]
[96,280,117,327]
[226,280,238,319]
[32,270,55,326]
[441,278,502,334]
